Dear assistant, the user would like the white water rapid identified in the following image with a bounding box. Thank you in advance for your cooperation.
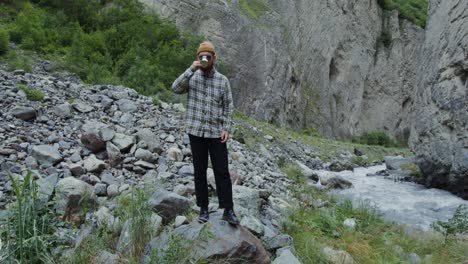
[312,165,468,231]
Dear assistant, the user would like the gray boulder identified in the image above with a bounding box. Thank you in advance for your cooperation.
[135,128,163,154]
[11,106,37,121]
[116,99,137,113]
[272,249,300,264]
[72,101,94,113]
[54,177,93,217]
[30,145,62,165]
[53,103,72,118]
[148,189,190,224]
[80,133,105,153]
[142,211,270,264]
[83,154,106,173]
[111,133,135,152]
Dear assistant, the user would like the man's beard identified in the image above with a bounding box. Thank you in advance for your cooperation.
[202,63,214,73]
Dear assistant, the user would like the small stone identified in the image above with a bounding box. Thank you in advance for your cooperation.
[72,101,94,113]
[81,133,105,153]
[100,171,117,185]
[135,160,156,169]
[107,184,119,197]
[408,253,421,264]
[174,216,188,227]
[94,183,108,196]
[343,218,356,230]
[165,135,175,143]
[83,155,106,173]
[166,146,182,161]
[69,163,85,176]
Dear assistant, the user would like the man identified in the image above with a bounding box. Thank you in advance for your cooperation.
[172,41,238,225]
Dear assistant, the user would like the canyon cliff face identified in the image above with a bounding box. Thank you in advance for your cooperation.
[140,0,467,196]
[141,0,423,143]
[409,0,468,198]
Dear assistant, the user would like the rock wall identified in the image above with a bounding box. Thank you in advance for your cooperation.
[409,0,468,198]
[141,0,424,143]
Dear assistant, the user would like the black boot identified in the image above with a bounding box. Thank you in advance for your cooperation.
[222,208,239,225]
[198,207,209,223]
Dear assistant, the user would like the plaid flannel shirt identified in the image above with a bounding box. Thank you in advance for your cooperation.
[172,67,233,138]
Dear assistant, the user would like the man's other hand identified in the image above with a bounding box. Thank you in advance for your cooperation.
[220,131,229,143]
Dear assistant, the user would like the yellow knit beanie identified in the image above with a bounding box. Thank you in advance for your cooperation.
[197,41,216,55]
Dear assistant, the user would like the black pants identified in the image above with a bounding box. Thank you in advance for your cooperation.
[188,134,233,209]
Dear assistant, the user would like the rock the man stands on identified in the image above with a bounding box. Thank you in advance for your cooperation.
[172,41,238,225]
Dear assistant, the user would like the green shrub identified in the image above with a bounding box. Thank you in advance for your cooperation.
[431,204,468,239]
[3,49,33,72]
[377,0,428,28]
[0,26,9,55]
[352,131,398,148]
[281,163,306,184]
[4,0,203,102]
[17,83,45,101]
[400,163,422,178]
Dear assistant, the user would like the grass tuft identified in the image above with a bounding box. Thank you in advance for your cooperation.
[17,83,45,102]
[0,170,57,263]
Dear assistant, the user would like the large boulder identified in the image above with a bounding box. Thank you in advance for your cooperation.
[142,211,270,264]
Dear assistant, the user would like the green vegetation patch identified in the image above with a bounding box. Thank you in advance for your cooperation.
[377,0,428,28]
[239,0,269,20]
[0,26,9,55]
[17,83,45,101]
[352,131,399,148]
[400,163,423,178]
[233,110,410,162]
[1,0,203,103]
